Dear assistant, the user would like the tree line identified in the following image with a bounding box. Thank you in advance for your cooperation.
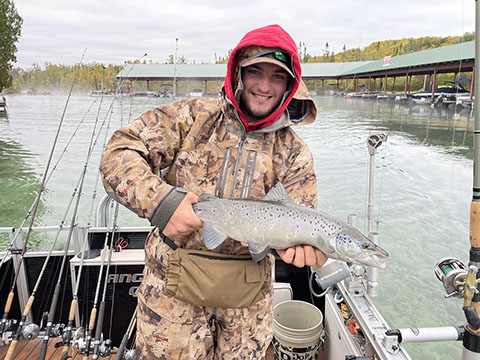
[298,33,474,63]
[4,32,476,94]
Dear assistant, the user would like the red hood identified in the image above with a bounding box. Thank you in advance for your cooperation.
[224,25,301,133]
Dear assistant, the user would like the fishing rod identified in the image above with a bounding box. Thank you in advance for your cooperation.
[461,1,480,358]
[0,98,99,272]
[58,56,146,359]
[61,83,122,359]
[37,81,124,360]
[114,306,137,360]
[0,99,99,350]
[36,99,107,360]
[81,213,116,360]
[2,48,87,360]
[59,89,109,360]
[91,202,120,360]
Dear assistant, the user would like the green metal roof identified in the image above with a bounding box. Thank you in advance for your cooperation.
[117,63,227,80]
[116,41,474,80]
[341,41,474,76]
[301,61,371,78]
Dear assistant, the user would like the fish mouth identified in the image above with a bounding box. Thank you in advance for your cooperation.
[362,246,389,259]
[354,249,388,269]
[355,255,387,270]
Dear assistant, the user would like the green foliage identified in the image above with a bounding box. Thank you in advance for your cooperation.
[302,32,475,63]
[216,49,232,64]
[10,63,124,93]
[0,0,22,92]
[165,54,187,64]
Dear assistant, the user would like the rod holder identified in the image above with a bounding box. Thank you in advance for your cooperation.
[367,232,380,297]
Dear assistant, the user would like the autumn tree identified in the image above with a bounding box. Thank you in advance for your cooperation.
[0,0,22,92]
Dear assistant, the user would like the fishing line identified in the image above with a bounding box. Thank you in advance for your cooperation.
[1,49,87,360]
[0,97,99,270]
[375,140,389,231]
[37,64,122,360]
[58,89,123,359]
[20,102,105,330]
[71,57,146,360]
[91,202,120,360]
[108,264,118,341]
[453,0,466,115]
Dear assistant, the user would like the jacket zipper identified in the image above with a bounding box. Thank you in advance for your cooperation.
[229,131,247,199]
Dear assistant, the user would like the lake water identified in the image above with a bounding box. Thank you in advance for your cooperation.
[0,94,474,359]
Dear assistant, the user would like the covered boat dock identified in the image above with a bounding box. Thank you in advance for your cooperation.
[116,41,475,98]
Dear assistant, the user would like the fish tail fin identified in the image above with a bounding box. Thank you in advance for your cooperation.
[202,222,227,249]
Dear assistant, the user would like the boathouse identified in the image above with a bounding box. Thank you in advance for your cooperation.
[116,40,475,96]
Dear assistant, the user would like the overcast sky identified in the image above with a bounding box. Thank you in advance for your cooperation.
[13,0,474,69]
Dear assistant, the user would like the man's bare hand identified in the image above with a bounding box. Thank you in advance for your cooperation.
[277,245,327,268]
[163,192,203,239]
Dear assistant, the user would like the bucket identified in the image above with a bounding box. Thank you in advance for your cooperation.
[272,300,323,360]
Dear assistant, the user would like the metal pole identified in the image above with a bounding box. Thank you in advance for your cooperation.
[367,152,375,234]
[173,38,178,98]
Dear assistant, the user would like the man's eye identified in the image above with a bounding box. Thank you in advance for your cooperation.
[273,74,286,80]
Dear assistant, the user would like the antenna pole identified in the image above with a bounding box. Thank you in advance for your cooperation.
[173,38,178,98]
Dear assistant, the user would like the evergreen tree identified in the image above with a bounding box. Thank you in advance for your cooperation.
[0,0,22,92]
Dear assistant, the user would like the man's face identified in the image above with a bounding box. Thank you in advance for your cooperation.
[240,62,289,123]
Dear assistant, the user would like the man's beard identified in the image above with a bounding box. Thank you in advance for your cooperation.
[239,98,279,123]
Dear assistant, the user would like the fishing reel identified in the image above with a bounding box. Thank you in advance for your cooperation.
[52,322,66,338]
[124,349,137,360]
[367,133,388,155]
[434,257,467,298]
[22,322,40,340]
[0,318,17,333]
[99,339,112,357]
[70,327,86,351]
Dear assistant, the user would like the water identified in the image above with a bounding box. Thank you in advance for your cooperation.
[0,94,474,359]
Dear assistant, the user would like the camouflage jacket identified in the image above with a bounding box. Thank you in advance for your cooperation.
[100,81,318,276]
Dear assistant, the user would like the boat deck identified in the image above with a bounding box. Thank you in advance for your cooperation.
[0,340,322,359]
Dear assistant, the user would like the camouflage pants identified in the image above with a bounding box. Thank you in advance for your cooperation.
[135,273,274,359]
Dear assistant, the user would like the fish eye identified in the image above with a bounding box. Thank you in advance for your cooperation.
[363,243,371,249]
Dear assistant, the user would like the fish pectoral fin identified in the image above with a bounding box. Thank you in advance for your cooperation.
[202,223,227,249]
[248,241,270,263]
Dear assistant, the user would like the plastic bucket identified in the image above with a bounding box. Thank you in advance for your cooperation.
[272,300,323,360]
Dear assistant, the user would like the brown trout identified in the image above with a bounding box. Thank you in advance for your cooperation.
[192,182,388,269]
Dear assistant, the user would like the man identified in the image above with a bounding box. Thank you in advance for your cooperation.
[100,24,325,359]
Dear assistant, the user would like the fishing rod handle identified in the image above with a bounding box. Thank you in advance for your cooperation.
[4,291,14,313]
[470,202,480,248]
[38,284,61,360]
[4,339,18,360]
[94,301,106,340]
[92,301,106,358]
[61,299,77,359]
[89,307,97,330]
[82,308,98,358]
[114,333,129,360]
[23,295,35,317]
[38,339,49,360]
[0,292,15,333]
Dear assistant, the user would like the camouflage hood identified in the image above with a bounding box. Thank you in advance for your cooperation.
[223,24,316,133]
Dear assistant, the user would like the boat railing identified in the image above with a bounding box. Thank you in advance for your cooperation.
[0,225,152,322]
